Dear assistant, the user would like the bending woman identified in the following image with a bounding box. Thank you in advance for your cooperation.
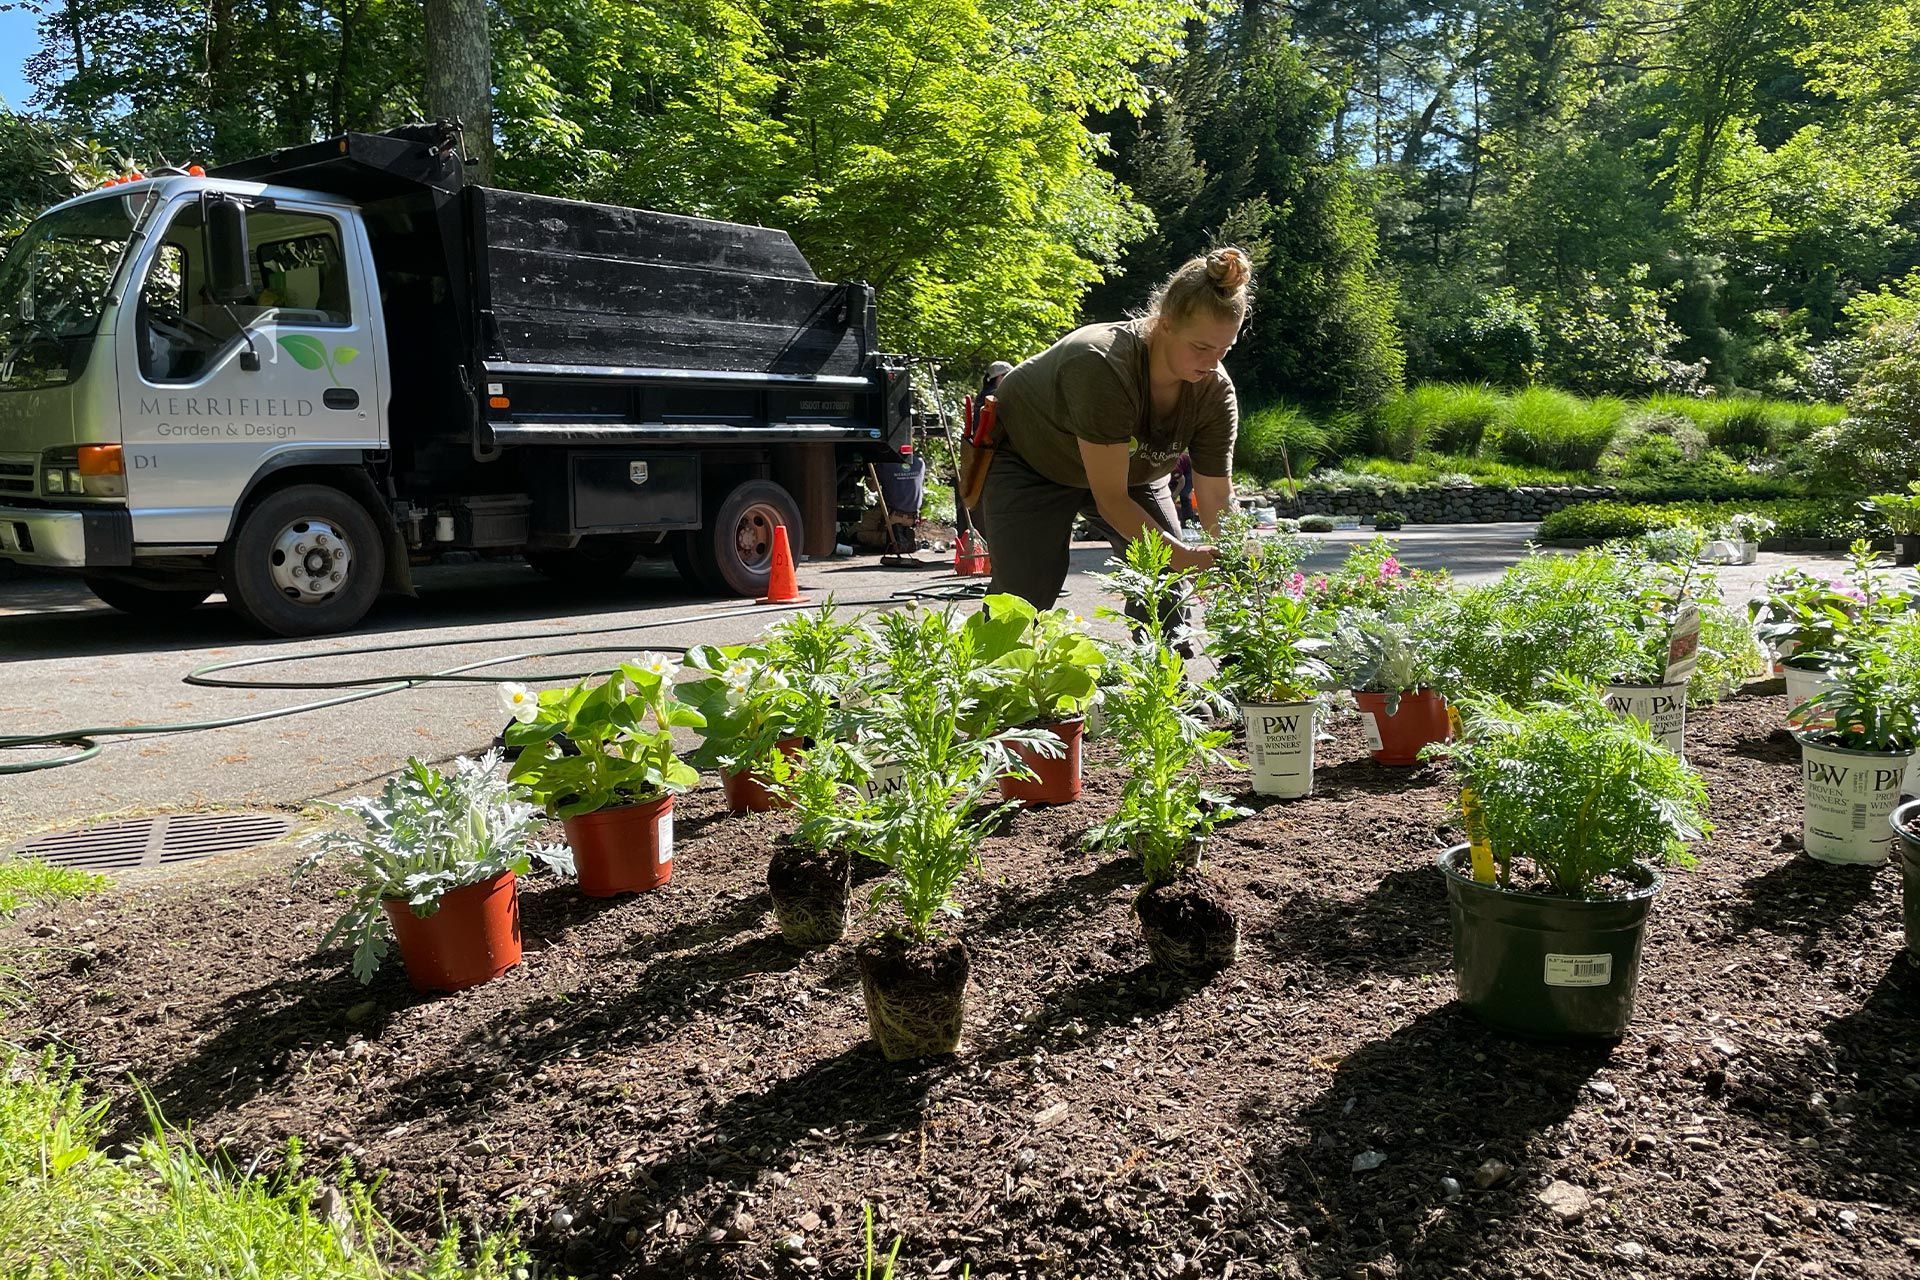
[978,247,1250,608]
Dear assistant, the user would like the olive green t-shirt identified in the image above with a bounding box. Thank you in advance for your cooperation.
[993,319,1238,489]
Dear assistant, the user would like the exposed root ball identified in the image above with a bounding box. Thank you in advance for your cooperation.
[1136,872,1240,978]
[856,934,970,1060]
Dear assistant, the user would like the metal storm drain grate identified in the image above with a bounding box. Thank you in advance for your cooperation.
[6,811,298,872]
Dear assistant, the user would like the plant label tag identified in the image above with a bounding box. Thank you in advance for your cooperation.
[657,811,673,865]
[1544,953,1612,987]
[1663,605,1701,685]
[1360,712,1383,752]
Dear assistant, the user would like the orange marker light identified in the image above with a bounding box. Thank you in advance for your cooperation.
[77,444,124,475]
[488,396,511,410]
[187,165,206,177]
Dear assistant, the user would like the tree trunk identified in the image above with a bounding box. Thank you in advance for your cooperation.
[422,0,492,182]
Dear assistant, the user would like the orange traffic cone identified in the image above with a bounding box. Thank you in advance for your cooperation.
[759,523,806,605]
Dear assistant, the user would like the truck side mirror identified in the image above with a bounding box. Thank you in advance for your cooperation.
[203,197,252,304]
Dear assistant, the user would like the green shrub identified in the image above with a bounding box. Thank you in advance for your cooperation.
[1371,509,1406,530]
[1538,498,1873,542]
[0,858,105,918]
[1496,388,1627,470]
[1436,678,1709,897]
[1299,514,1335,532]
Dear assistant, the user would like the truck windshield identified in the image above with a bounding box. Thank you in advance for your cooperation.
[0,196,143,389]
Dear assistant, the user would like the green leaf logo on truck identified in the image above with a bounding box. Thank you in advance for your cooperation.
[276,335,360,386]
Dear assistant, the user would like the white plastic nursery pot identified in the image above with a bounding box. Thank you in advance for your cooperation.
[1741,540,1760,565]
[1602,682,1688,760]
[1796,734,1913,865]
[1783,664,1836,721]
[1240,700,1317,798]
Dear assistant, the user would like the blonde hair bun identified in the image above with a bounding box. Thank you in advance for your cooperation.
[1206,247,1252,293]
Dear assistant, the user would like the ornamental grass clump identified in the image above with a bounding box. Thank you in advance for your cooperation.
[301,751,569,985]
[1094,535,1247,976]
[1433,678,1710,898]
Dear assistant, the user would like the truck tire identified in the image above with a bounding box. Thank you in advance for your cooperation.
[688,478,804,597]
[525,537,639,585]
[84,575,212,615]
[218,484,386,636]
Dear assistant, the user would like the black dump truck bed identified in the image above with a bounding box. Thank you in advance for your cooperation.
[213,125,905,455]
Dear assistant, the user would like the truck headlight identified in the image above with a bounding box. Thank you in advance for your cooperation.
[43,469,64,494]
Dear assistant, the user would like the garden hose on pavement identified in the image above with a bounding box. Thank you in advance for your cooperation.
[0,578,994,776]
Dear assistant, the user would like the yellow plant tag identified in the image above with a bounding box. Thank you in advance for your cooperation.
[1460,786,1495,883]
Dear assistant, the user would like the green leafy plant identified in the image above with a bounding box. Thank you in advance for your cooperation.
[1430,678,1710,897]
[963,593,1104,730]
[1200,514,1332,705]
[1795,611,1920,753]
[761,601,869,742]
[1370,509,1406,530]
[766,738,879,854]
[1751,542,1913,671]
[853,608,1048,941]
[1863,483,1920,535]
[300,751,569,982]
[1431,550,1642,702]
[505,658,705,817]
[1298,513,1336,533]
[675,644,801,773]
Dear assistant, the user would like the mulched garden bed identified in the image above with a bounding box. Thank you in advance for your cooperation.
[8,682,1920,1279]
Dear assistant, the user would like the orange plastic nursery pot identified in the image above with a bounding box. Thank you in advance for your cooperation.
[382,870,522,994]
[1353,690,1451,766]
[720,736,806,813]
[563,794,675,896]
[1000,718,1084,806]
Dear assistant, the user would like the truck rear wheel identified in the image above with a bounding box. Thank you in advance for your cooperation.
[525,537,639,585]
[218,484,385,636]
[84,575,212,616]
[687,479,804,597]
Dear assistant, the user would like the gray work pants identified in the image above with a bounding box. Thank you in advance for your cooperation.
[976,447,1183,614]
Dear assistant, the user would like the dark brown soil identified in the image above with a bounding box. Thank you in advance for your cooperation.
[8,682,1920,1279]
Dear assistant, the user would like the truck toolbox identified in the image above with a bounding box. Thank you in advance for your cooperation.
[529,452,700,535]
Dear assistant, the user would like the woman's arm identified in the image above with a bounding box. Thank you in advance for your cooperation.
[1078,438,1216,572]
[1193,472,1233,536]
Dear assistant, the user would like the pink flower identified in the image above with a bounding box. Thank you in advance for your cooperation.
[1286,572,1307,597]
[1379,556,1401,578]
[1310,575,1329,594]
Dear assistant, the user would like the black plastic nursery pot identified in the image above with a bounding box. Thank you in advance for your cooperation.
[1892,801,1920,959]
[856,933,970,1061]
[766,838,851,946]
[1437,845,1662,1040]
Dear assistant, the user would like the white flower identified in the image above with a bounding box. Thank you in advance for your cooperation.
[634,651,679,681]
[723,659,757,688]
[498,682,539,724]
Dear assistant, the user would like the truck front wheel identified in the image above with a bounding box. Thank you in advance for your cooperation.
[686,479,804,597]
[218,484,386,636]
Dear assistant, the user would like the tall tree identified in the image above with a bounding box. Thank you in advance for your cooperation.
[423,0,492,180]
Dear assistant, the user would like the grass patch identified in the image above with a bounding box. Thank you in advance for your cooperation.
[0,1053,527,1279]
[1238,402,1356,478]
[1331,453,1587,488]
[1370,381,1504,459]
[1495,388,1627,470]
[0,858,106,918]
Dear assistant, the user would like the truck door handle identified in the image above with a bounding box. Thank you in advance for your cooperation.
[323,389,360,410]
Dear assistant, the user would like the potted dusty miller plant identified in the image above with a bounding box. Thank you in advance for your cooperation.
[505,656,704,896]
[300,750,571,992]
[677,643,804,812]
[1428,677,1710,1039]
[1795,612,1920,866]
[966,594,1103,805]
[1198,512,1332,798]
[1089,537,1247,976]
[1320,539,1455,765]
[851,607,1047,1059]
[763,739,876,946]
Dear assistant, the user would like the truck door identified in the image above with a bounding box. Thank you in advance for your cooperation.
[118,199,384,545]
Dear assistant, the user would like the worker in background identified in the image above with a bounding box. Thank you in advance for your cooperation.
[977,246,1249,610]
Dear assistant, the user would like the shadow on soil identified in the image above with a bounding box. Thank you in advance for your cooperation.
[1230,1004,1613,1278]
[1258,864,1452,979]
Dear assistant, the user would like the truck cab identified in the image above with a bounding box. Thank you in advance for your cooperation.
[0,124,911,634]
